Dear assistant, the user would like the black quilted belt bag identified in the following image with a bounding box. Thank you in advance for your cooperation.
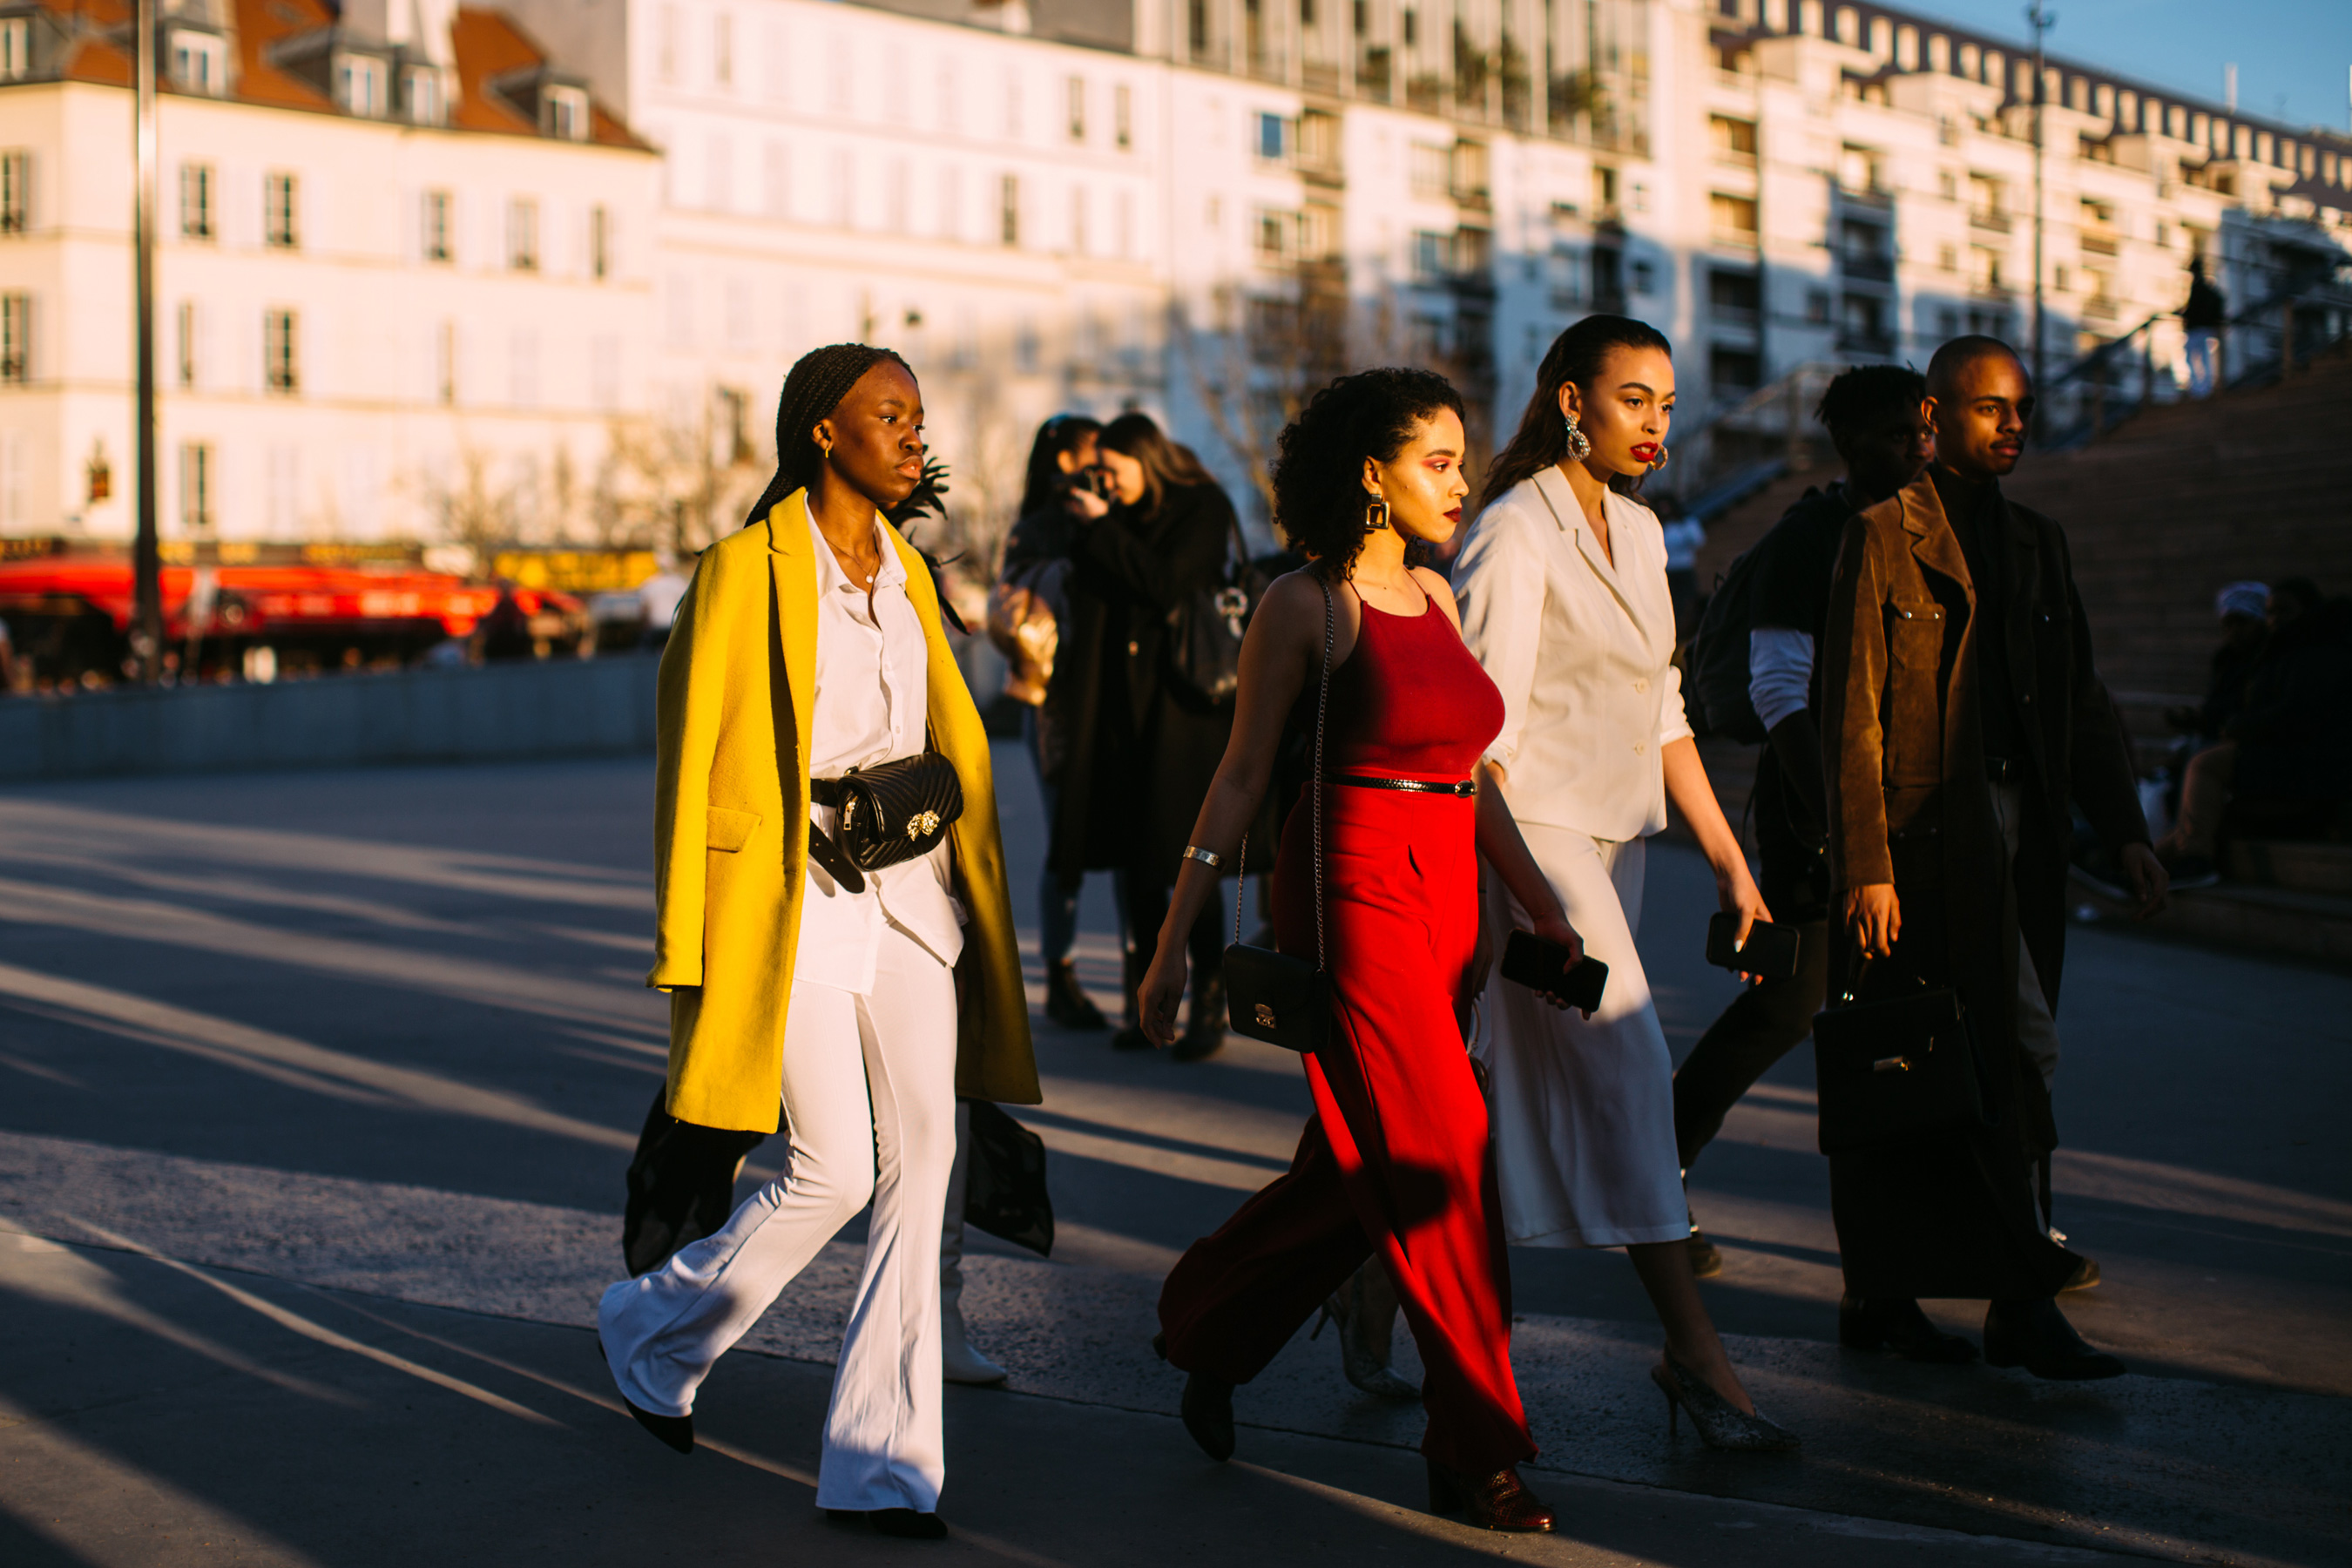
[804,752,963,896]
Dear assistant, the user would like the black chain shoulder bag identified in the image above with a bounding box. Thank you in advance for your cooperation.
[1221,576,1335,1053]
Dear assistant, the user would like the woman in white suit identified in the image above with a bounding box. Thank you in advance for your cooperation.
[1453,316,1796,1450]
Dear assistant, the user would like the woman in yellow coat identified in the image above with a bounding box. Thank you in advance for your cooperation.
[598,344,1037,1541]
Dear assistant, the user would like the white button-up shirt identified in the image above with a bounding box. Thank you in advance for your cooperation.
[794,507,964,990]
[1453,468,1693,842]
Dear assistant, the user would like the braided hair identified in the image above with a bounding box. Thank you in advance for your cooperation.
[740,342,912,532]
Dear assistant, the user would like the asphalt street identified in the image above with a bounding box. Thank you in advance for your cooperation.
[1,746,2346,1566]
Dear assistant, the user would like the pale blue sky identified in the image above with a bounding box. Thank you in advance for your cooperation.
[1888,0,2352,133]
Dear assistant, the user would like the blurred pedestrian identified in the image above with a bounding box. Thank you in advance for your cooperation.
[596,344,1037,1540]
[992,413,1113,1030]
[1145,368,1573,1532]
[0,613,16,693]
[1051,411,1243,1059]
[1673,365,1930,1280]
[2157,578,2352,887]
[637,558,690,652]
[2181,256,2226,398]
[476,585,535,661]
[1821,336,2161,1381]
[1454,314,1796,1451]
[1658,498,1706,643]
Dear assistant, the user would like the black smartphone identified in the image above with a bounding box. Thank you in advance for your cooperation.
[1706,912,1802,980]
[1501,930,1608,1011]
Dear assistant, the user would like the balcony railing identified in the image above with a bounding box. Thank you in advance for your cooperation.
[2080,231,2119,256]
[1970,209,2013,233]
[1836,329,1897,357]
[1842,252,1895,282]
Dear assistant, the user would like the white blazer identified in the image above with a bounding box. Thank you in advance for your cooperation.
[1453,467,1693,842]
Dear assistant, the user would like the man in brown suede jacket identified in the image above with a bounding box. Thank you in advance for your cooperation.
[1820,336,2166,1379]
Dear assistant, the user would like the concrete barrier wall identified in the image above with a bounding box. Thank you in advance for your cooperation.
[0,654,664,782]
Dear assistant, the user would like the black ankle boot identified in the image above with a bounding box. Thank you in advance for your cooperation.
[1838,1294,1978,1364]
[1984,1297,2125,1380]
[1044,959,1107,1030]
[1173,972,1227,1061]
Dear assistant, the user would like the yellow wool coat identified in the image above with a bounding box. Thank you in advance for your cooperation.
[645,490,1040,1131]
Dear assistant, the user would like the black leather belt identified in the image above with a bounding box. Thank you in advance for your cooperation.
[1328,774,1477,798]
[808,776,850,808]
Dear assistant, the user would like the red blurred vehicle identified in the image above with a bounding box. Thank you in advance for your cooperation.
[0,542,585,688]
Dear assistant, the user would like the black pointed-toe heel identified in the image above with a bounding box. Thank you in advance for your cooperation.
[598,1331,693,1454]
[1153,1331,1235,1460]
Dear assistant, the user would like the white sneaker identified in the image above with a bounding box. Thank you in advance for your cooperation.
[941,1304,1008,1386]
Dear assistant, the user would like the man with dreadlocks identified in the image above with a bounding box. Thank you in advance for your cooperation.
[597,344,1037,1540]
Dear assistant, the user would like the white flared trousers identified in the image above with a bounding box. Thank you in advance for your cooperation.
[598,920,958,1511]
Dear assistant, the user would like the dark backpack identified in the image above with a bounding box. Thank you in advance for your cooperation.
[1687,485,1842,743]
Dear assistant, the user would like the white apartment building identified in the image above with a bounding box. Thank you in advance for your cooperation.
[1687,3,2350,427]
[0,0,656,544]
[3,0,2342,546]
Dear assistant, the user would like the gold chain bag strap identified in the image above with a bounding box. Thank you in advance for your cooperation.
[1220,575,1335,1052]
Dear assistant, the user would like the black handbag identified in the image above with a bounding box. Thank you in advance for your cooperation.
[962,1099,1054,1257]
[1812,957,1992,1154]
[805,749,964,895]
[1165,520,1268,707]
[1222,576,1335,1053]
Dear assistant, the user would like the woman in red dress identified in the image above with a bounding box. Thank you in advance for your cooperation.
[1137,369,1583,1532]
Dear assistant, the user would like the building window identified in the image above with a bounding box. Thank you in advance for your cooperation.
[179,443,214,531]
[1254,207,1299,263]
[264,172,298,248]
[713,12,734,88]
[406,66,445,125]
[1710,192,1759,244]
[590,205,611,280]
[180,162,213,240]
[0,150,25,234]
[1188,0,1209,54]
[436,321,456,405]
[1708,345,1762,394]
[1411,228,1450,279]
[1000,174,1019,246]
[1070,186,1089,253]
[1409,141,1450,197]
[544,85,590,141]
[0,292,28,382]
[176,300,199,387]
[1067,77,1086,141]
[170,30,226,95]
[337,53,388,117]
[507,199,539,271]
[263,309,298,393]
[1709,115,1757,164]
[422,190,451,261]
[1115,84,1132,149]
[0,19,30,82]
[1256,112,1294,164]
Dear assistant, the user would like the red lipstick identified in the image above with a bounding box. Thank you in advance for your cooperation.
[1630,443,1660,464]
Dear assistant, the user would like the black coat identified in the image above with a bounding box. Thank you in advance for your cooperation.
[1046,480,1240,882]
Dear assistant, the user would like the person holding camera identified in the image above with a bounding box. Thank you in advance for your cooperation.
[994,413,1113,1030]
[596,344,1037,1540]
[1048,412,1245,1058]
[1453,317,1795,1451]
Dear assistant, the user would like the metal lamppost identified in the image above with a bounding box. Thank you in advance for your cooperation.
[2024,1,2053,411]
[132,0,162,683]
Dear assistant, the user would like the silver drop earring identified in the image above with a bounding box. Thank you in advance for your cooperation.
[1563,412,1592,462]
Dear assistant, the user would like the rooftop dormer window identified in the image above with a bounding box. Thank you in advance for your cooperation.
[170,29,226,96]
[405,66,446,127]
[0,18,34,82]
[337,53,388,118]
[543,85,590,141]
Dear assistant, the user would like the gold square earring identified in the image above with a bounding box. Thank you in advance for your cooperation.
[1364,496,1392,533]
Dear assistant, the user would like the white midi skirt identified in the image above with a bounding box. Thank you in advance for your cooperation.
[1473,824,1691,1249]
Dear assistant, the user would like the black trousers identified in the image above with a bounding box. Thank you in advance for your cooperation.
[1122,872,1227,1025]
[1671,917,1830,1173]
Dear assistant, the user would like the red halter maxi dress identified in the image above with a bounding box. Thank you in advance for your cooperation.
[1155,578,1536,1477]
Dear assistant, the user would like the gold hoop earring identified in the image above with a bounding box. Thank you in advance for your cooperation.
[1649,443,1669,470]
[1363,496,1392,534]
[1563,413,1592,463]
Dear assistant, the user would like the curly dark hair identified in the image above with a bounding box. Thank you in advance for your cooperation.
[1269,368,1466,578]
